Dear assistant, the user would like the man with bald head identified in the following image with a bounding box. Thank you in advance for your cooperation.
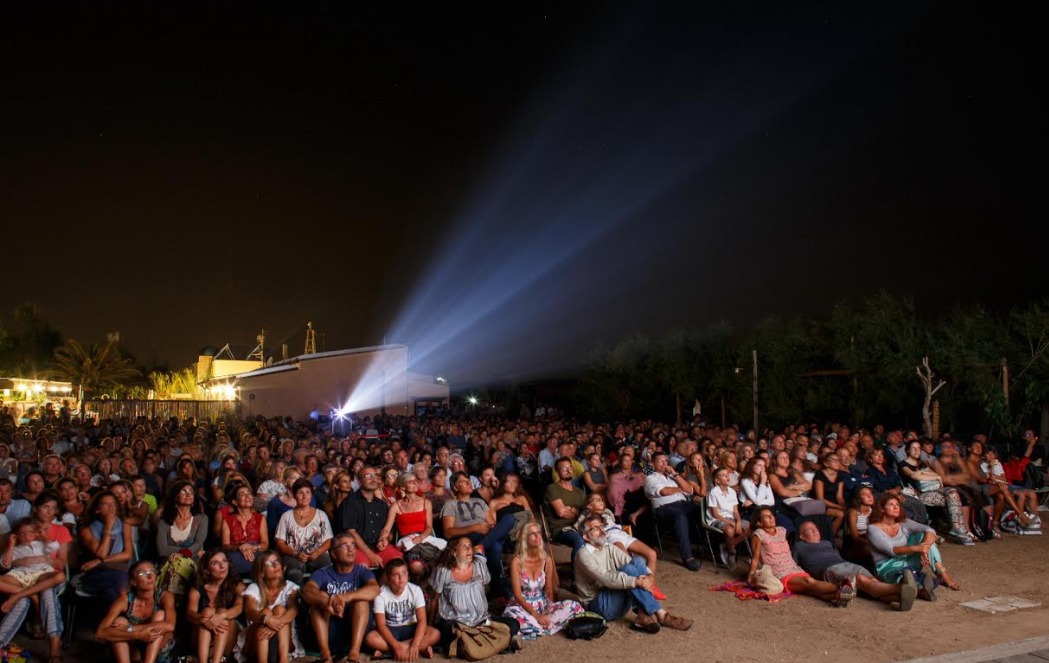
[793,521,915,611]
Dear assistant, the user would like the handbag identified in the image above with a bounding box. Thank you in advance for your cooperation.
[449,620,512,660]
[916,478,943,493]
[563,611,607,640]
[783,497,826,516]
[751,565,784,595]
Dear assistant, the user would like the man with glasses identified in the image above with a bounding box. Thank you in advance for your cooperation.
[575,515,692,633]
[302,533,379,663]
[336,465,403,568]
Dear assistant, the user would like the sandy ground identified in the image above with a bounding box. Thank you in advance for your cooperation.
[18,532,1048,663]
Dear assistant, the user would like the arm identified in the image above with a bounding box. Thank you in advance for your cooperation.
[377,502,399,545]
[575,547,641,591]
[96,593,145,643]
[846,510,866,545]
[747,533,763,579]
[190,515,209,555]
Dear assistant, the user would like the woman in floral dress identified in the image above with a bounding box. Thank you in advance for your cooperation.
[503,522,583,639]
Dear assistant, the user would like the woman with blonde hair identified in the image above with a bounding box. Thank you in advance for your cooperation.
[502,522,583,639]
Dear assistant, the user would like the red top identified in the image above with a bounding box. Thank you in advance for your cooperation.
[395,508,426,536]
[223,510,264,545]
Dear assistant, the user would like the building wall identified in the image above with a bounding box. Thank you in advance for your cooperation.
[236,347,410,421]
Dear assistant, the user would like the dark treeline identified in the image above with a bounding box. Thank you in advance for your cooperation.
[579,293,1049,445]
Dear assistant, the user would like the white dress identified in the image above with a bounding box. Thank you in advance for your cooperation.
[238,581,305,661]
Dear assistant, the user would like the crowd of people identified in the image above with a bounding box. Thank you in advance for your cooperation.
[0,403,1045,663]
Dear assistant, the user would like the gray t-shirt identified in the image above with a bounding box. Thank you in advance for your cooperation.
[866,519,935,563]
[440,498,489,530]
[430,558,491,627]
[793,540,845,577]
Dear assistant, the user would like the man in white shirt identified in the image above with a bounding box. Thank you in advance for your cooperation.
[643,452,702,571]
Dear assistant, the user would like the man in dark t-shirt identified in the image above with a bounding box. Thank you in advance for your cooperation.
[793,521,914,611]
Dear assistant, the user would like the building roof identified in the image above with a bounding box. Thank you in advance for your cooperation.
[225,344,408,382]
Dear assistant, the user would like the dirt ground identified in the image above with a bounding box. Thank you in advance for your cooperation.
[19,532,1048,663]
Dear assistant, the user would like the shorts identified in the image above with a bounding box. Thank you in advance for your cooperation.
[779,572,810,588]
[606,529,639,548]
[822,562,873,585]
[387,623,418,642]
[712,518,750,532]
[326,611,375,655]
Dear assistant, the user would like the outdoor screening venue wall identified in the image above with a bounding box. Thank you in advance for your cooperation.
[236,346,410,421]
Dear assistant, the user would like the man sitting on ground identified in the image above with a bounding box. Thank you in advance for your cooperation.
[793,521,916,611]
[301,533,380,663]
[575,515,692,633]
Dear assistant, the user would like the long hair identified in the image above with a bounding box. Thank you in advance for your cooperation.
[436,536,472,570]
[196,548,241,610]
[251,549,284,588]
[514,521,546,565]
[162,479,203,524]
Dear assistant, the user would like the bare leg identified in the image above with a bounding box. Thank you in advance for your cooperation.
[349,599,369,661]
[197,607,215,663]
[788,575,840,603]
[364,630,390,655]
[110,616,133,663]
[309,607,332,661]
[143,610,170,663]
[626,540,658,577]
[855,575,899,603]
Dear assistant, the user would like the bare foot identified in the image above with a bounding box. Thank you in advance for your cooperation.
[424,646,434,659]
[1,598,16,614]
[938,572,962,590]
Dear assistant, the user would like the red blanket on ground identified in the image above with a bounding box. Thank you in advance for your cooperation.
[710,579,796,602]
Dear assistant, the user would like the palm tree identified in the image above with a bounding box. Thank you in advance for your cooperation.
[50,339,140,411]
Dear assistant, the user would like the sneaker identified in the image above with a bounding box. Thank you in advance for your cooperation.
[684,558,702,572]
[833,585,855,608]
[726,551,737,569]
[658,612,693,631]
[718,542,729,566]
[632,612,661,634]
[899,570,917,612]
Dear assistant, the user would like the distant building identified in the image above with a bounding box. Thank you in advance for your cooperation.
[200,344,449,421]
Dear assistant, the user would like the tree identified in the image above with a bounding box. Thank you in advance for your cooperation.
[916,357,945,439]
[50,339,140,410]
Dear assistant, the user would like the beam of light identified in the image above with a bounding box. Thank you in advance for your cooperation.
[381,7,922,386]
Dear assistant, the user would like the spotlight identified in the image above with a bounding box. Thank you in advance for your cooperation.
[467,396,478,406]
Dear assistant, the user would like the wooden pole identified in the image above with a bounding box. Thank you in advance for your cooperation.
[1001,358,1010,409]
[752,350,759,434]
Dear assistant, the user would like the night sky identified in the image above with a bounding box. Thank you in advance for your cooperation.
[1,3,1038,383]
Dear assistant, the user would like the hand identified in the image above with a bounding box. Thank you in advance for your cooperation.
[328,594,347,618]
[297,552,309,563]
[243,545,257,563]
[256,625,277,641]
[535,613,552,629]
[367,552,384,568]
[82,559,101,572]
[635,575,654,592]
[474,522,492,534]
[411,534,425,545]
[376,538,388,551]
[393,642,412,661]
[920,551,931,567]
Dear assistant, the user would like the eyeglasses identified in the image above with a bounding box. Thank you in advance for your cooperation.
[136,569,157,578]
[361,472,377,479]
[586,525,603,534]
[179,488,195,495]
[264,559,282,568]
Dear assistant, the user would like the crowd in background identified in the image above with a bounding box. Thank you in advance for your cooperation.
[0,403,1045,663]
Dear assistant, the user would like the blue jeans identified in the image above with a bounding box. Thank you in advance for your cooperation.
[587,557,661,620]
[467,514,517,595]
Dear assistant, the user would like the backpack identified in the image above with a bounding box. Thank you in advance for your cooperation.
[563,611,608,640]
[449,620,512,660]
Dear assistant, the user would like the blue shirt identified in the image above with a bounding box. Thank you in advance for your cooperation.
[1,499,31,523]
[309,564,375,597]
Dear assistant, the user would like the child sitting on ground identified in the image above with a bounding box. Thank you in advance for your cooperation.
[0,518,67,613]
[364,558,440,660]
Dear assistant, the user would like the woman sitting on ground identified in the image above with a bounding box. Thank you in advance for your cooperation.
[242,551,304,663]
[428,536,521,650]
[812,453,847,535]
[222,483,269,576]
[503,522,584,639]
[187,549,246,663]
[747,506,854,606]
[866,493,961,598]
[95,559,177,663]
[897,440,973,544]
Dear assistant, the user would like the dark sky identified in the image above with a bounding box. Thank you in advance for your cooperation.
[0,2,1039,382]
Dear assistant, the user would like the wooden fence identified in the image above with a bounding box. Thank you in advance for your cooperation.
[84,399,240,422]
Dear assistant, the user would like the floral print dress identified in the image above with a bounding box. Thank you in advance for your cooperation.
[503,568,584,639]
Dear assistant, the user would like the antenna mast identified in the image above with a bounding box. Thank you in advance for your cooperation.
[305,322,317,355]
